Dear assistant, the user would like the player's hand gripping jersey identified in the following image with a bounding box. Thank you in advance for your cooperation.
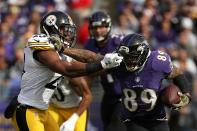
[18,34,62,110]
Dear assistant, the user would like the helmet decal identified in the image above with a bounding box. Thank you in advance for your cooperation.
[45,15,57,26]
[119,46,129,54]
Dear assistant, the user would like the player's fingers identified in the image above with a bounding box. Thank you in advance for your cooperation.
[117,55,123,60]
[177,92,183,97]
[115,59,123,63]
[115,56,123,62]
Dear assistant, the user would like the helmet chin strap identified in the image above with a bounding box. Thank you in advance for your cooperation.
[63,40,70,48]
[95,36,105,42]
[43,26,50,37]
[91,26,111,43]
[126,66,139,72]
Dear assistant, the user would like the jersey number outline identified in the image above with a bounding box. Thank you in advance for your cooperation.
[157,51,167,61]
[53,88,65,102]
[123,88,157,112]
[45,76,64,102]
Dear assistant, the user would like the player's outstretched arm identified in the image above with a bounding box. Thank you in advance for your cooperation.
[60,77,92,131]
[63,48,103,63]
[36,50,123,78]
[70,76,92,115]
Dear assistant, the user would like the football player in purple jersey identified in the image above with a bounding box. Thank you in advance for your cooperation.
[84,11,126,131]
[112,33,191,131]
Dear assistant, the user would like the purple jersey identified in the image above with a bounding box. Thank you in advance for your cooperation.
[111,50,173,121]
[85,34,124,98]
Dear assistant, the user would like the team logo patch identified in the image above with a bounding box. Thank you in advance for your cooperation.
[118,46,129,54]
[135,76,140,83]
[45,15,57,26]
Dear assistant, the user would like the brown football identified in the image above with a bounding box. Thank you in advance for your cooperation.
[161,84,181,107]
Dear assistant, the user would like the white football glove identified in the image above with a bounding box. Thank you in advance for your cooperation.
[172,92,191,110]
[60,113,79,131]
[101,53,123,69]
[48,35,64,52]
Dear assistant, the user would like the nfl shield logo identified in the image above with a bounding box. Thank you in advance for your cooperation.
[135,76,140,83]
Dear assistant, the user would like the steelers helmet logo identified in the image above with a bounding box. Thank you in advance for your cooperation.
[45,15,57,26]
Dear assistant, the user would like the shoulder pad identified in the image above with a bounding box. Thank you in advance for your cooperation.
[27,34,54,50]
[151,50,173,74]
[111,34,125,46]
[111,34,125,40]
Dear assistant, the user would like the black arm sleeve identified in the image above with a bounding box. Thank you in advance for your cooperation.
[173,74,191,93]
[85,62,103,74]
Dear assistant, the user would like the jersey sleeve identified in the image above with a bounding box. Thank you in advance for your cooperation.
[27,34,54,50]
[151,51,173,74]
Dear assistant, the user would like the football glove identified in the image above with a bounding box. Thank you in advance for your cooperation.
[60,113,79,131]
[48,35,64,52]
[101,53,123,69]
[172,92,191,110]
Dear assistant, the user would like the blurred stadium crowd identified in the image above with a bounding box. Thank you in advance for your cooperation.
[0,0,197,131]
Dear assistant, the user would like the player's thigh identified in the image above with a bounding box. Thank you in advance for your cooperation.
[15,107,45,131]
[75,110,88,131]
[125,121,148,131]
[48,105,64,126]
[101,98,115,123]
[151,121,170,131]
[107,102,126,131]
[45,111,60,131]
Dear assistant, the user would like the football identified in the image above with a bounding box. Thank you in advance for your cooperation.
[161,84,181,107]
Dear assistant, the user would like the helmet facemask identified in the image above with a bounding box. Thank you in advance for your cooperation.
[58,25,76,48]
[90,26,109,42]
[118,43,150,72]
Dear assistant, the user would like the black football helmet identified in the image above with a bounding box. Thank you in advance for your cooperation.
[117,33,150,72]
[40,11,76,48]
[88,11,111,43]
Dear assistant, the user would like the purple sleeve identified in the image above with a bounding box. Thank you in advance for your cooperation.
[151,51,173,74]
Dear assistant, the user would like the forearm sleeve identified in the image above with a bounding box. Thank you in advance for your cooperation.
[85,62,103,74]
[173,74,191,93]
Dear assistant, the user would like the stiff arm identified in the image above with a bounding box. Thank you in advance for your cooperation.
[63,48,103,63]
